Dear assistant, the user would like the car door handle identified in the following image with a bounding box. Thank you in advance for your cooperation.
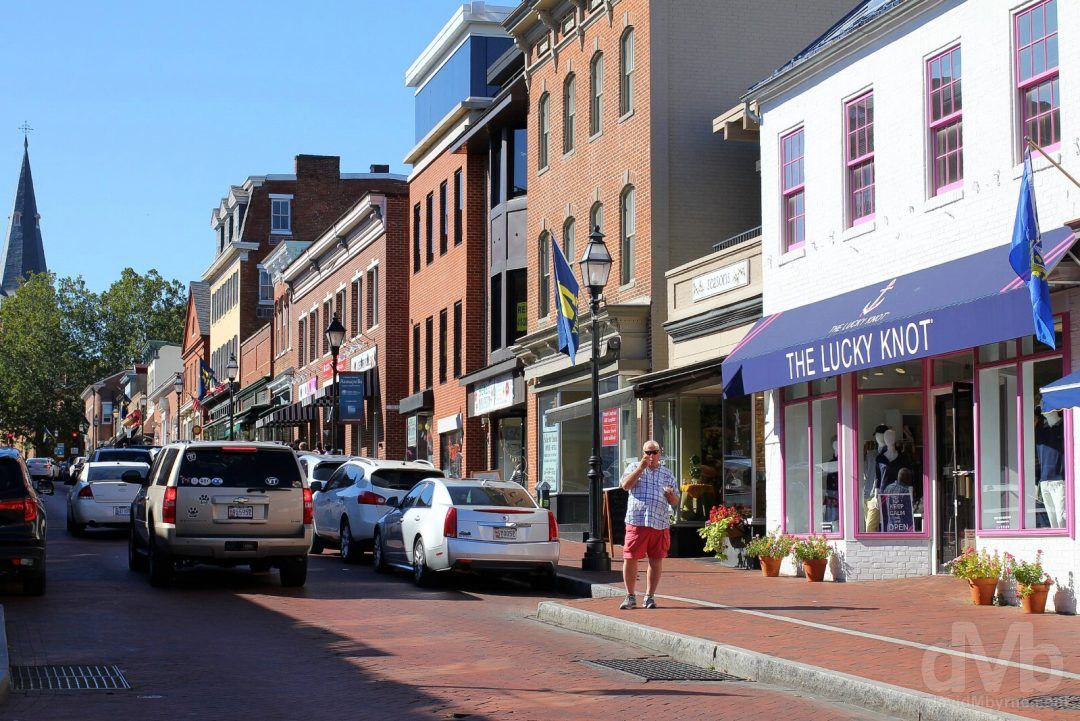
[413,515,420,521]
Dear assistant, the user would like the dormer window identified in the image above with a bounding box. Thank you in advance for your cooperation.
[271,195,292,234]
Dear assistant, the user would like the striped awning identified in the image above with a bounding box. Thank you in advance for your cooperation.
[255,401,316,429]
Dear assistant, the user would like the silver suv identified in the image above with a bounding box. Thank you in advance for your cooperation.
[128,441,312,588]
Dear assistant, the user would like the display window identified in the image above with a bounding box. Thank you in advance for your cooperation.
[781,380,841,536]
[441,429,462,478]
[855,388,926,536]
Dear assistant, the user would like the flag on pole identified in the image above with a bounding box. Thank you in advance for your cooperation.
[1009,148,1056,349]
[196,360,216,412]
[551,235,580,364]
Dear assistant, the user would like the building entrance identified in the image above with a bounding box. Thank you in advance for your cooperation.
[936,382,975,566]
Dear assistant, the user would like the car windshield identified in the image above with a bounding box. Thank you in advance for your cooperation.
[311,462,343,481]
[92,449,152,464]
[88,466,146,482]
[448,485,536,508]
[177,447,302,488]
[370,469,441,491]
[0,460,25,497]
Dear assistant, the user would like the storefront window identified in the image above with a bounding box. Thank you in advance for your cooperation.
[496,417,524,480]
[857,391,924,534]
[722,393,753,518]
[537,393,559,492]
[1026,358,1065,529]
[406,414,433,464]
[441,429,462,478]
[782,388,839,536]
[933,353,973,385]
[652,398,678,478]
[857,359,922,390]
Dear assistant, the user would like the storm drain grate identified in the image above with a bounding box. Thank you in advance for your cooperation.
[1022,695,1080,711]
[11,665,130,691]
[584,658,743,682]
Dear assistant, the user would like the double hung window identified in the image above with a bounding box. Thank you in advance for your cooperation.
[845,93,875,224]
[780,128,805,251]
[927,47,963,194]
[1015,0,1060,151]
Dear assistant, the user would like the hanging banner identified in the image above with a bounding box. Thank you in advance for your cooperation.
[601,408,619,446]
[338,372,365,423]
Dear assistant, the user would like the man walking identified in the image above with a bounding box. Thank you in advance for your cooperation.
[619,440,679,610]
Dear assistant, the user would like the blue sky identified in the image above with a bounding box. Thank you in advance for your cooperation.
[0,0,467,291]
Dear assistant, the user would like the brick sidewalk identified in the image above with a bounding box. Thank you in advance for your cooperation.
[554,541,1080,720]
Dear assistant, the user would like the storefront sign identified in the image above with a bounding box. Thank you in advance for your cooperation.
[321,357,349,381]
[691,259,749,302]
[350,347,377,372]
[783,319,935,383]
[516,302,527,332]
[436,413,462,435]
[474,375,515,415]
[338,373,365,423]
[297,377,318,402]
[881,493,915,533]
[407,415,417,447]
[601,408,619,446]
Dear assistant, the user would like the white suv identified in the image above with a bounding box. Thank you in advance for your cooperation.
[310,458,444,563]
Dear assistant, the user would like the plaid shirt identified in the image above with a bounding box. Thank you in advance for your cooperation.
[624,465,678,530]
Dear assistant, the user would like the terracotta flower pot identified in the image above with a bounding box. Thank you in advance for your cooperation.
[759,556,782,577]
[1021,584,1050,614]
[968,577,998,605]
[802,558,828,582]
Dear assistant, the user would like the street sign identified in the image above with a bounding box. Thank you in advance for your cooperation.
[338,373,365,423]
[54,444,65,457]
[192,424,203,437]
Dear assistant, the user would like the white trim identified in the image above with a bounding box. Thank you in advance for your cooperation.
[268,193,294,200]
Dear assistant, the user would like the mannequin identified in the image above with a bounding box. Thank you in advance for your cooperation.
[822,437,840,526]
[876,429,904,489]
[864,424,889,532]
[1036,409,1066,528]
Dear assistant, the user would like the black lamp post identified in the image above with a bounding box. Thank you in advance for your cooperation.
[226,354,239,441]
[578,225,613,572]
[325,313,347,454]
[173,373,184,442]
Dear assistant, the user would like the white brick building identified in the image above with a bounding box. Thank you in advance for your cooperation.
[722,0,1080,607]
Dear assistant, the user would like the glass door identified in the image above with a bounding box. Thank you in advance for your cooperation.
[937,382,975,565]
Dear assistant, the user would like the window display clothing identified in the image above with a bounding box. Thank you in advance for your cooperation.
[875,452,907,494]
[1036,415,1066,529]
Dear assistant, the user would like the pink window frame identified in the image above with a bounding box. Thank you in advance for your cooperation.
[844,92,875,225]
[927,46,963,195]
[780,128,805,251]
[1014,0,1060,152]
[779,384,844,539]
[975,313,1073,538]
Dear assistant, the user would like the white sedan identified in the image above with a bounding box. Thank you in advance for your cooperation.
[373,478,559,588]
[67,461,149,535]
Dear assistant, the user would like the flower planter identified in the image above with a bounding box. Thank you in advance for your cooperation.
[1021,584,1050,614]
[802,558,827,582]
[968,577,998,605]
[727,525,744,540]
[759,556,782,577]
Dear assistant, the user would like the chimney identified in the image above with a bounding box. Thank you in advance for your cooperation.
[295,154,340,180]
[369,164,390,174]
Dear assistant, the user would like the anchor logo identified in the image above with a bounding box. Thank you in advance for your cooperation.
[862,278,897,316]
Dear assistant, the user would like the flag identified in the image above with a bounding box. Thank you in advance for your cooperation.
[551,235,580,364]
[196,360,216,412]
[1009,149,1055,349]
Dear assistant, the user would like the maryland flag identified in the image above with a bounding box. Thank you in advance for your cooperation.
[551,236,580,364]
[195,360,216,412]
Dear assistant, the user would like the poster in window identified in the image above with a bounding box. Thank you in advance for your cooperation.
[881,493,914,533]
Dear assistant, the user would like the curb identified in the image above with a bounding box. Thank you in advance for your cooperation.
[555,569,622,599]
[535,600,1030,721]
[0,605,9,703]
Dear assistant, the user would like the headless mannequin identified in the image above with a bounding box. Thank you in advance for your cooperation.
[864,428,888,532]
[1037,410,1066,528]
[823,439,839,524]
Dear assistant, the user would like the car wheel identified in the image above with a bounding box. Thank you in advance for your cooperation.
[250,560,272,573]
[310,532,325,555]
[148,533,173,588]
[373,530,390,574]
[340,519,362,565]
[23,571,45,596]
[412,538,434,588]
[279,557,308,587]
[128,526,147,573]
[68,513,85,537]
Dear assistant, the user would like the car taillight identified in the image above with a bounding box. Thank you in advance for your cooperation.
[357,491,386,505]
[303,488,314,525]
[0,498,34,522]
[162,487,177,524]
[443,507,458,538]
[548,510,559,542]
[77,485,94,499]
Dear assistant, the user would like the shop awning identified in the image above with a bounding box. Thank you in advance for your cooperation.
[544,387,636,425]
[631,357,724,398]
[1040,369,1080,411]
[254,401,316,429]
[723,227,1076,397]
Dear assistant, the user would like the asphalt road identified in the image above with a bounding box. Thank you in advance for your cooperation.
[0,489,901,721]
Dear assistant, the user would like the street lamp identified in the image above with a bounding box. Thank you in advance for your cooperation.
[325,313,347,454]
[578,225,613,572]
[226,354,239,441]
[173,372,184,443]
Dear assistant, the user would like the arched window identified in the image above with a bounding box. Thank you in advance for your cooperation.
[620,186,636,284]
[538,93,550,170]
[619,28,635,116]
[539,231,551,317]
[563,73,576,154]
[563,217,576,262]
[589,201,604,235]
[589,52,604,136]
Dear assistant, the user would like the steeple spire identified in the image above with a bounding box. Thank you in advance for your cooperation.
[1,127,47,297]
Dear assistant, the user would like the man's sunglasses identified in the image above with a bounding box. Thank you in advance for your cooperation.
[644,450,661,456]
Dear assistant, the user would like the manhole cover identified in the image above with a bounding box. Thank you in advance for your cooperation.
[584,658,743,682]
[1022,695,1080,710]
[11,665,130,691]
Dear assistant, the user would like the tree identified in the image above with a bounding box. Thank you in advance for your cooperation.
[95,268,187,376]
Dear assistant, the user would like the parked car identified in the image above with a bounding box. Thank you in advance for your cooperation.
[297,454,348,489]
[24,457,56,495]
[0,449,47,595]
[128,442,312,588]
[373,478,559,588]
[67,461,150,535]
[89,447,155,465]
[310,459,444,562]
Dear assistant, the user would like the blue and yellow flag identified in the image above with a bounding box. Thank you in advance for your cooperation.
[197,360,216,410]
[551,235,580,364]
[1009,148,1055,349]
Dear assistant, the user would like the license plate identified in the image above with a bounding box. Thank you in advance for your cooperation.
[228,506,254,519]
[113,506,129,517]
[493,527,517,540]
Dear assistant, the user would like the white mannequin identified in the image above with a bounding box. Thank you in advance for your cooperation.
[1038,409,1066,528]
[882,428,899,462]
[832,439,838,457]
[874,431,887,452]
[1043,409,1062,427]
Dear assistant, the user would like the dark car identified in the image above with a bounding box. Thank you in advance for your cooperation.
[0,450,47,595]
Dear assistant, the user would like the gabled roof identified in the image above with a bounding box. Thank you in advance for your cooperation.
[190,281,210,332]
[0,137,47,296]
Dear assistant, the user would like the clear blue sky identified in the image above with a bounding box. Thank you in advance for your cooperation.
[0,0,467,291]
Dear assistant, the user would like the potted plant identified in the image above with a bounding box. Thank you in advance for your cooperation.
[792,535,832,582]
[745,531,796,577]
[946,548,1004,605]
[698,503,744,561]
[1006,551,1055,614]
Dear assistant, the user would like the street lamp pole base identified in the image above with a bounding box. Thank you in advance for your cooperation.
[581,537,612,572]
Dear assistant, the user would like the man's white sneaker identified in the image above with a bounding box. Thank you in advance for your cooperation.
[619,594,636,610]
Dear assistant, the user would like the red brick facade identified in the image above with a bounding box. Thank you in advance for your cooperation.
[239,323,272,388]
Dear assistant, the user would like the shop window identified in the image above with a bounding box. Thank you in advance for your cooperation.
[496,417,524,479]
[783,392,840,536]
[407,414,433,465]
[857,391,924,534]
[978,340,1018,364]
[856,359,922,390]
[441,430,462,478]
[933,353,973,385]
[537,393,559,493]
[722,394,754,519]
[785,377,836,401]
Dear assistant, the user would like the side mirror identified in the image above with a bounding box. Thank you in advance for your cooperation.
[121,469,145,485]
[310,480,326,493]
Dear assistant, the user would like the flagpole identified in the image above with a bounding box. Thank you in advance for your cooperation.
[1026,137,1080,192]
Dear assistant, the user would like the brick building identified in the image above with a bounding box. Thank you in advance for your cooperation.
[178,281,210,441]
[234,322,273,440]
[399,3,515,476]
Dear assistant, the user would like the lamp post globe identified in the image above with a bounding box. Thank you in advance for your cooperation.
[578,225,613,572]
[226,354,238,441]
[325,314,346,454]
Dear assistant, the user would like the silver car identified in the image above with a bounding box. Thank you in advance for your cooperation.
[67,461,149,535]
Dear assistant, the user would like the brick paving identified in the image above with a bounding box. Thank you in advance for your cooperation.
[555,540,1080,720]
[0,492,896,721]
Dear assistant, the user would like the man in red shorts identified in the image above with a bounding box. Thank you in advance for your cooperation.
[619,439,679,609]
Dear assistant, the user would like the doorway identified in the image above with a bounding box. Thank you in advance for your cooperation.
[936,382,975,566]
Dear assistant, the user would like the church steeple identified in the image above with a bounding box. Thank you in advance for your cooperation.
[1,126,47,297]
